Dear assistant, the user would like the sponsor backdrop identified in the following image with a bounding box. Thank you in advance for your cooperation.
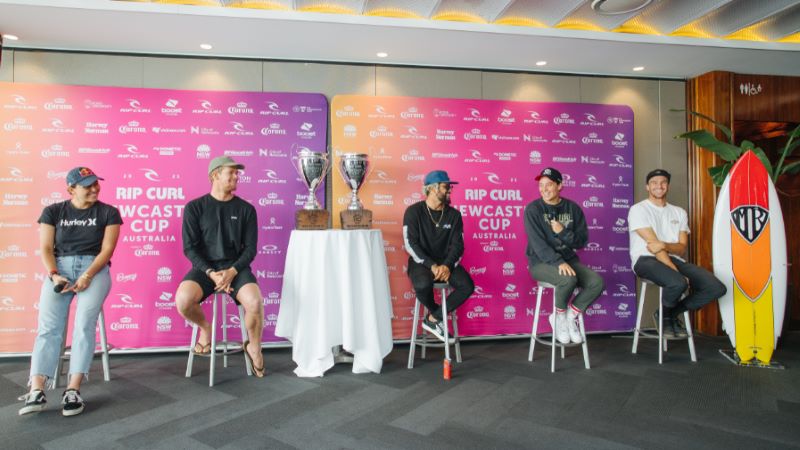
[331,95,636,339]
[0,82,327,353]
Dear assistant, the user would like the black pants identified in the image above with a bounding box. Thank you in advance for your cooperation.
[407,259,474,321]
[634,256,727,317]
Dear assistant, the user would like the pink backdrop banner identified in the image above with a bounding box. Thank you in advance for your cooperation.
[0,82,327,352]
[331,95,636,338]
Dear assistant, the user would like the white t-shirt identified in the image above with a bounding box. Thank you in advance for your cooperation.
[628,199,690,267]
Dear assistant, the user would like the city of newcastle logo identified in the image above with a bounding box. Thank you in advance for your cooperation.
[731,205,769,244]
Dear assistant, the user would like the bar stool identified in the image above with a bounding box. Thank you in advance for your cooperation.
[185,292,252,387]
[528,281,590,372]
[54,308,112,387]
[632,278,697,364]
[407,282,462,369]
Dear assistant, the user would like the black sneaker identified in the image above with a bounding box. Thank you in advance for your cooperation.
[653,311,677,339]
[672,316,689,338]
[18,389,46,415]
[61,389,84,417]
[422,317,453,343]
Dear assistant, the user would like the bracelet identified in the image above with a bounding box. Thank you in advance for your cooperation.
[48,269,58,281]
[79,273,92,281]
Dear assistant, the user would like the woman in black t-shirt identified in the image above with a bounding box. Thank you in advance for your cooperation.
[18,167,122,417]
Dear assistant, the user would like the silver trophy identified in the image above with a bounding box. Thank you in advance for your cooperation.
[293,148,329,210]
[338,153,373,229]
[339,153,370,210]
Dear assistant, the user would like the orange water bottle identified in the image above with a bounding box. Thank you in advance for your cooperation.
[443,358,451,380]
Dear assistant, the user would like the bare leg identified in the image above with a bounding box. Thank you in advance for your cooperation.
[175,281,211,347]
[67,373,82,391]
[236,283,264,371]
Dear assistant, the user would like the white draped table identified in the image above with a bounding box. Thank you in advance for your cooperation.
[276,229,393,377]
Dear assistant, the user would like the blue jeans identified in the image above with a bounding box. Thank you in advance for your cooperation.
[29,255,111,387]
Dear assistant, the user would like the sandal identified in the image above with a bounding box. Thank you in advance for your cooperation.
[242,340,266,378]
[193,341,211,355]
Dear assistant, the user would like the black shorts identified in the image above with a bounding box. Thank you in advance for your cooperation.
[182,266,257,303]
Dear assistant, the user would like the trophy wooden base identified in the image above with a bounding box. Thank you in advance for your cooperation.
[295,210,329,230]
[340,209,373,230]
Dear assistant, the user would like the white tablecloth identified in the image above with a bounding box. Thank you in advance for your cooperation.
[276,229,393,377]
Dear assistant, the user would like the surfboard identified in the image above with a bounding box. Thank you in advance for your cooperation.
[713,150,787,364]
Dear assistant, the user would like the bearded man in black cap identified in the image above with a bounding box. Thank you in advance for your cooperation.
[403,170,474,342]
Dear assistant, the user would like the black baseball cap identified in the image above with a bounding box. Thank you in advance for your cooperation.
[535,167,562,184]
[646,169,671,183]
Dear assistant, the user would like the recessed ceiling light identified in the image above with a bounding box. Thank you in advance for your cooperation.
[200,43,213,50]
[536,61,547,66]
[633,66,645,71]
[3,34,19,41]
[376,52,389,58]
[591,0,653,15]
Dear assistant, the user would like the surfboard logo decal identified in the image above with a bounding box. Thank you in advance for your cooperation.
[731,205,769,243]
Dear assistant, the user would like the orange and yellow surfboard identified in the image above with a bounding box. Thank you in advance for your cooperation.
[713,150,787,364]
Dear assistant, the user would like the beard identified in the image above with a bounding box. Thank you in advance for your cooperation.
[437,191,451,207]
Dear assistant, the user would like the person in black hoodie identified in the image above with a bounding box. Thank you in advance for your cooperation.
[524,167,604,345]
[403,170,474,342]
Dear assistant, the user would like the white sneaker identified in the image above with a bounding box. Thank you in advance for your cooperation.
[566,310,583,344]
[548,312,570,344]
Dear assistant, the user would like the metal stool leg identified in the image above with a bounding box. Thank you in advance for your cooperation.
[222,295,229,369]
[632,280,647,354]
[239,304,253,376]
[579,314,590,369]
[441,288,450,363]
[685,311,697,362]
[209,293,218,387]
[186,321,199,378]
[551,289,557,373]
[408,300,421,369]
[658,288,664,365]
[421,306,428,360]
[451,305,462,363]
[98,309,111,381]
[528,287,543,362]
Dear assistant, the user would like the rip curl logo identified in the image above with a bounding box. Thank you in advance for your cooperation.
[485,172,501,185]
[140,169,160,182]
[731,206,769,243]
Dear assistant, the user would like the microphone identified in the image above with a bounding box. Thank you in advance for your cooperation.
[54,282,68,293]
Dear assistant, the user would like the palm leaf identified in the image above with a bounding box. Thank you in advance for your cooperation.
[672,109,734,144]
[751,147,774,179]
[678,129,742,161]
[708,163,732,187]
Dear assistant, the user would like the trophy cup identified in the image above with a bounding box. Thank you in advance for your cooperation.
[292,148,329,230]
[339,153,373,230]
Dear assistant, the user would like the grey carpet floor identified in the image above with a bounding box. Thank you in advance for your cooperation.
[2,332,800,449]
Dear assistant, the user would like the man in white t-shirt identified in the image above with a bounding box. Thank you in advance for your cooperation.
[628,169,726,338]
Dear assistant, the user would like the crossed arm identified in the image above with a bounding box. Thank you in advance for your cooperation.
[634,227,688,272]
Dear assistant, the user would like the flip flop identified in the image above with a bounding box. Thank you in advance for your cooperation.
[242,340,266,378]
[193,341,211,355]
